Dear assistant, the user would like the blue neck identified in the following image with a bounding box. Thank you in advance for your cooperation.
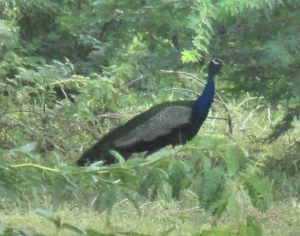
[192,75,215,119]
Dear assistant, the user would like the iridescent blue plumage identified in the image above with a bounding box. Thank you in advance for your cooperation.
[192,58,221,119]
[77,58,223,166]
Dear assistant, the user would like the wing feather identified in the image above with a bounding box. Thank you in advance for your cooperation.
[114,106,192,148]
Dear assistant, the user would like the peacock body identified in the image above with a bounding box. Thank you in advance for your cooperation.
[77,58,223,166]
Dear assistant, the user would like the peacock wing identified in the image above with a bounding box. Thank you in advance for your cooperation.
[113,105,192,148]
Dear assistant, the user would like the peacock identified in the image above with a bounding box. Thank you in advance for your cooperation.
[77,58,223,166]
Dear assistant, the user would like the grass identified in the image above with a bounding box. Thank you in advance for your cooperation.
[1,197,300,235]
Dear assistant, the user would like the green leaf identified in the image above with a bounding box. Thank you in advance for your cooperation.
[247,216,263,236]
[201,166,225,210]
[159,226,176,236]
[211,191,230,216]
[181,49,201,63]
[94,188,117,212]
[37,208,61,229]
[109,150,125,164]
[242,174,272,212]
[168,162,188,199]
[11,142,37,153]
[59,223,85,234]
[227,195,241,221]
[225,146,240,176]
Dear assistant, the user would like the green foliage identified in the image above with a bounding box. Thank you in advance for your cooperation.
[201,163,225,210]
[1,0,300,235]
[37,208,85,235]
[0,161,23,205]
[242,173,272,212]
[1,0,299,141]
[215,1,300,138]
[199,216,263,236]
[198,215,263,236]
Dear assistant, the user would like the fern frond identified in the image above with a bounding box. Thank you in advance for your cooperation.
[202,166,225,210]
[211,191,230,216]
[242,174,272,212]
[225,146,241,176]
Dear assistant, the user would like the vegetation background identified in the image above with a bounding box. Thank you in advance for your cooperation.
[1,0,300,235]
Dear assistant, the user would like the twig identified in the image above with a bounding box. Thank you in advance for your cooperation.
[238,97,259,107]
[214,93,233,134]
[207,116,231,121]
[161,88,199,95]
[114,198,129,206]
[160,70,233,134]
[160,70,204,83]
[60,87,68,100]
[126,75,145,86]
[3,114,66,153]
[10,163,61,172]
[241,105,264,130]
[90,194,99,207]
[28,77,89,94]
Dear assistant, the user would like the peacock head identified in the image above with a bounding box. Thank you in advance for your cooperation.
[208,58,223,77]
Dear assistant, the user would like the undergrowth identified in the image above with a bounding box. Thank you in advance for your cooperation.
[1,1,300,234]
[1,94,300,235]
